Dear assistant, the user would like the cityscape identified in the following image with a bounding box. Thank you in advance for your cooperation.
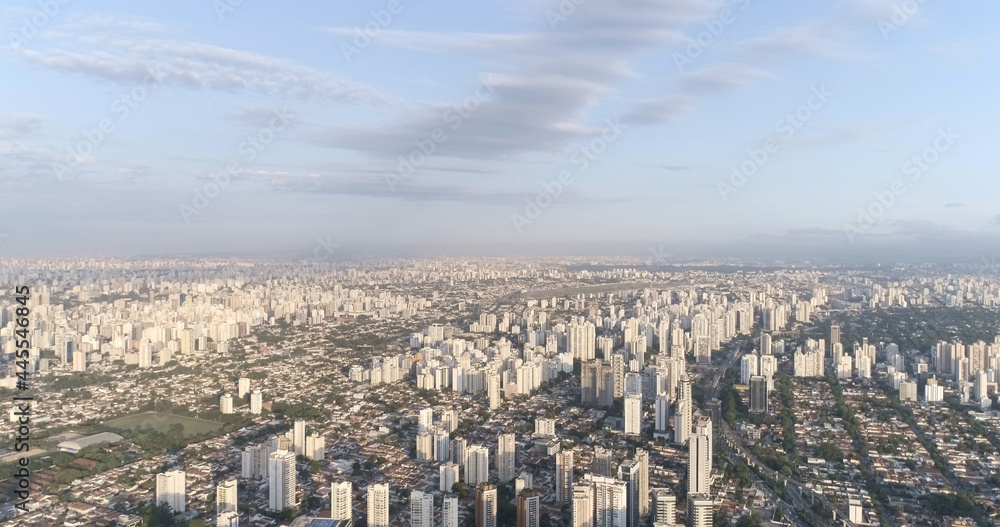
[3,1,1000,527]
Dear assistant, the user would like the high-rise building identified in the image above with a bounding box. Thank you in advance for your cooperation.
[220,393,234,414]
[440,461,459,492]
[636,449,650,518]
[624,393,642,436]
[594,446,614,478]
[583,474,628,527]
[268,450,296,511]
[654,394,670,435]
[618,459,641,527]
[498,433,516,482]
[416,430,434,461]
[571,484,594,527]
[306,432,325,461]
[740,354,758,385]
[72,350,86,372]
[476,483,498,527]
[331,481,352,522]
[367,484,390,527]
[556,450,574,504]
[651,488,676,526]
[216,478,238,520]
[292,420,307,456]
[410,490,434,527]
[674,376,692,445]
[749,376,768,414]
[443,496,460,527]
[687,494,713,527]
[250,390,262,414]
[466,445,490,485]
[488,371,502,410]
[156,470,186,514]
[688,417,712,496]
[516,490,541,527]
[418,407,434,433]
[238,377,251,398]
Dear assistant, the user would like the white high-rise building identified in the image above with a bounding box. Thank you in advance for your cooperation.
[250,390,262,414]
[238,377,251,398]
[568,320,597,361]
[571,484,594,527]
[535,418,556,437]
[498,433,516,482]
[367,483,390,527]
[624,393,642,436]
[674,376,692,445]
[466,445,490,485]
[688,416,713,496]
[306,432,325,460]
[292,420,306,456]
[268,450,296,511]
[156,470,186,514]
[688,494,713,527]
[220,393,234,414]
[583,474,627,527]
[488,371,502,409]
[416,430,434,461]
[442,496,460,527]
[740,354,758,385]
[440,462,459,492]
[418,407,434,433]
[216,478,238,519]
[410,490,434,527]
[654,394,670,434]
[330,481,352,522]
[652,488,676,526]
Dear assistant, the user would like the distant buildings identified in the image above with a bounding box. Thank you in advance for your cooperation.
[155,470,186,514]
[497,433,516,482]
[556,450,574,504]
[268,450,296,511]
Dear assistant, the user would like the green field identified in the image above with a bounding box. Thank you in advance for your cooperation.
[104,412,224,438]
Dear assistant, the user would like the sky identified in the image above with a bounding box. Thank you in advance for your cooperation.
[1,0,998,261]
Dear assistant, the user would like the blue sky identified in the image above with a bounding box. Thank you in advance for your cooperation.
[1,0,998,259]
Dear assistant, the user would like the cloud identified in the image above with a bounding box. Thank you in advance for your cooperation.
[943,202,964,209]
[677,64,773,95]
[314,0,727,159]
[12,17,387,105]
[0,114,43,138]
[622,96,694,126]
[730,20,877,62]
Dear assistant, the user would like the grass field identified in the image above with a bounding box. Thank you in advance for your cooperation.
[104,412,223,438]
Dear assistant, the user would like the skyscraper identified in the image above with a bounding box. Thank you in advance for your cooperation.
[674,376,692,445]
[220,393,234,414]
[556,450,574,504]
[654,394,670,435]
[292,420,306,456]
[156,470,186,514]
[687,494,713,527]
[636,449,650,519]
[250,390,262,414]
[443,495,460,527]
[749,376,768,414]
[583,474,628,527]
[466,445,490,486]
[330,481,352,522]
[488,371,501,409]
[367,483,390,527]
[216,478,238,519]
[268,450,296,511]
[594,446,614,478]
[476,483,498,527]
[624,393,642,436]
[618,459,641,527]
[238,377,250,398]
[410,490,434,527]
[651,488,676,526]
[498,433,516,482]
[517,490,541,527]
[571,484,594,527]
[688,417,712,496]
